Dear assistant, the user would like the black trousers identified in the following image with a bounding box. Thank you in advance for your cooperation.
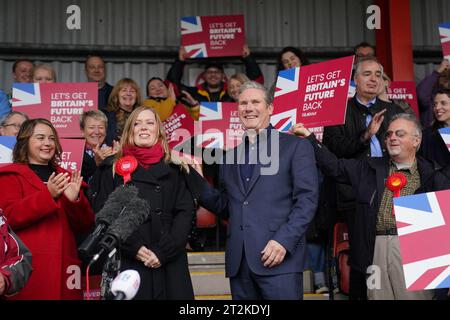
[349,269,367,300]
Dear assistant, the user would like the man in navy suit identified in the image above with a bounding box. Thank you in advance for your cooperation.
[198,81,319,300]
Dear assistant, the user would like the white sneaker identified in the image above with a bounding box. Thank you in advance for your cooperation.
[315,286,329,294]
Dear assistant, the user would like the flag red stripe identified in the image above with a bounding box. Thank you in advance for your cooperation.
[408,265,448,291]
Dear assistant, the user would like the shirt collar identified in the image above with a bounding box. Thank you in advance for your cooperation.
[356,96,377,108]
[390,159,418,174]
[244,124,273,144]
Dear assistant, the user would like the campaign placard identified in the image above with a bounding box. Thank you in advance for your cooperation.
[309,126,324,143]
[0,136,16,165]
[162,104,194,150]
[438,127,450,152]
[298,56,354,127]
[273,56,354,130]
[12,82,97,138]
[197,102,243,149]
[393,189,450,291]
[0,136,85,172]
[59,138,86,172]
[348,80,356,99]
[439,22,450,61]
[272,67,300,132]
[181,15,245,58]
[387,81,419,116]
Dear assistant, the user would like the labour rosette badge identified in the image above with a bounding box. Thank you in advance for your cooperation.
[385,172,407,216]
[115,156,138,185]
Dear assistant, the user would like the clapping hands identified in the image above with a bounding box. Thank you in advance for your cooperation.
[47,170,83,201]
[93,142,119,166]
[63,171,83,202]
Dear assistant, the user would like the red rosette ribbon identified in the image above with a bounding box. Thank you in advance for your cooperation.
[385,172,407,216]
[115,156,138,185]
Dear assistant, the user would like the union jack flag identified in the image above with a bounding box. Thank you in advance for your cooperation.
[181,16,208,58]
[270,109,297,132]
[200,102,223,121]
[348,80,356,99]
[198,102,241,149]
[439,22,450,60]
[393,189,450,291]
[0,136,16,165]
[438,127,450,152]
[181,15,245,59]
[12,83,41,107]
[196,131,224,149]
[273,68,300,132]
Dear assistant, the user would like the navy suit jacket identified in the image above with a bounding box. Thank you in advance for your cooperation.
[200,129,319,277]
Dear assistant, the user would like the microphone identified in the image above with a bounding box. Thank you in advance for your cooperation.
[78,185,139,257]
[111,270,141,300]
[89,196,151,265]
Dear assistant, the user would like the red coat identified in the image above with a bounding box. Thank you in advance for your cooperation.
[0,164,94,300]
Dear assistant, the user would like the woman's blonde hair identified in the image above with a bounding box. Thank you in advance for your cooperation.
[115,106,170,159]
[229,73,250,85]
[114,106,190,172]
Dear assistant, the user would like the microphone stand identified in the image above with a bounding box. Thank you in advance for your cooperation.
[100,248,121,300]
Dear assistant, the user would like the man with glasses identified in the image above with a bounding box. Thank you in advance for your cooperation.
[167,45,263,104]
[321,56,404,299]
[168,58,231,103]
[291,113,450,299]
[0,111,29,137]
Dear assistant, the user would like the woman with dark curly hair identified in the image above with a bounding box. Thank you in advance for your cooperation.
[276,46,310,72]
[0,118,94,299]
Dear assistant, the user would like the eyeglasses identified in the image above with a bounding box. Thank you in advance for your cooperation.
[2,123,22,130]
[384,130,418,139]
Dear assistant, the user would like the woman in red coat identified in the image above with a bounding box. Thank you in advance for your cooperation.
[0,118,94,300]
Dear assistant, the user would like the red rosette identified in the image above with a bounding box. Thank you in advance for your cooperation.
[385,172,407,196]
[385,172,408,216]
[115,156,138,185]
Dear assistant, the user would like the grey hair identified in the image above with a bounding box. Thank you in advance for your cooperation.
[354,56,384,77]
[0,111,29,126]
[79,109,108,130]
[238,81,271,105]
[388,113,422,139]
